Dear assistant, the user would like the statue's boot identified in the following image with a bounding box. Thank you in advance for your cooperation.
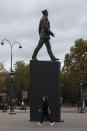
[32,56,37,61]
[51,57,60,61]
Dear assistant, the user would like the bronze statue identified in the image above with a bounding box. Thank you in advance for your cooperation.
[32,10,59,61]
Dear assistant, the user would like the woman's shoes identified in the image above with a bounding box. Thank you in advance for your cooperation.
[37,122,43,126]
[50,122,55,126]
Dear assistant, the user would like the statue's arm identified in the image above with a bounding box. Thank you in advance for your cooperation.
[38,21,41,35]
[42,18,55,37]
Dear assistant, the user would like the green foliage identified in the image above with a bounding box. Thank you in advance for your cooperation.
[14,61,29,99]
[70,39,87,83]
[0,60,30,103]
[62,38,87,82]
[61,38,87,103]
[0,62,6,91]
[60,71,80,103]
[62,53,72,70]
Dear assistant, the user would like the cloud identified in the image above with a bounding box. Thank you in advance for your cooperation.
[0,0,87,70]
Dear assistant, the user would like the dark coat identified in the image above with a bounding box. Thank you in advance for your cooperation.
[41,100,48,113]
[39,16,53,39]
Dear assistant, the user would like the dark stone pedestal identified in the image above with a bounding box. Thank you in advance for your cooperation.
[30,60,61,122]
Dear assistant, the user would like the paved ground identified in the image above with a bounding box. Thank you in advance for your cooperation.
[0,108,87,131]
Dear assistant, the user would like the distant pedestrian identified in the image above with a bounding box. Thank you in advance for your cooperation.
[21,100,24,110]
[37,96,55,126]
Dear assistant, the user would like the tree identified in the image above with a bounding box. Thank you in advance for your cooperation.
[60,71,80,105]
[62,38,87,83]
[14,61,30,102]
[62,53,72,70]
[61,38,87,104]
[70,38,87,83]
[0,61,7,92]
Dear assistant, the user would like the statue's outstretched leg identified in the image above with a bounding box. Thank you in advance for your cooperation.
[45,39,59,61]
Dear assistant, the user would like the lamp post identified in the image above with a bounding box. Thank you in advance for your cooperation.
[1,39,22,114]
[79,80,84,113]
[10,70,15,114]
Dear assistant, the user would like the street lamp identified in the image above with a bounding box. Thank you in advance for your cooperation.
[1,39,22,114]
[10,70,15,114]
[79,80,84,113]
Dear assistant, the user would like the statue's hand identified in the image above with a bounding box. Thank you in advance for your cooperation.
[52,34,55,37]
[51,32,55,37]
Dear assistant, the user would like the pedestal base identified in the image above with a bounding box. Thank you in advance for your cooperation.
[30,60,61,121]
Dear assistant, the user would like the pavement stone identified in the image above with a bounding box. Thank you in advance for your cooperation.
[0,108,87,131]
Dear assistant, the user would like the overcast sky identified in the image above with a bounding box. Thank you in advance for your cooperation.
[0,0,87,71]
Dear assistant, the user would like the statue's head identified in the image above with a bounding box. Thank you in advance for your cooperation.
[42,10,48,16]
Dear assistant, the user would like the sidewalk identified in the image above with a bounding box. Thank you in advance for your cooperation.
[0,108,87,131]
[61,107,87,113]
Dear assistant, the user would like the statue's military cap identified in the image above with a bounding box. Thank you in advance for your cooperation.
[42,9,48,14]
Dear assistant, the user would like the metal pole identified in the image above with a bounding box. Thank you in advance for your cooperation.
[79,81,84,113]
[83,89,85,109]
[1,39,22,114]
[11,46,12,72]
[81,86,83,111]
[9,46,15,113]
